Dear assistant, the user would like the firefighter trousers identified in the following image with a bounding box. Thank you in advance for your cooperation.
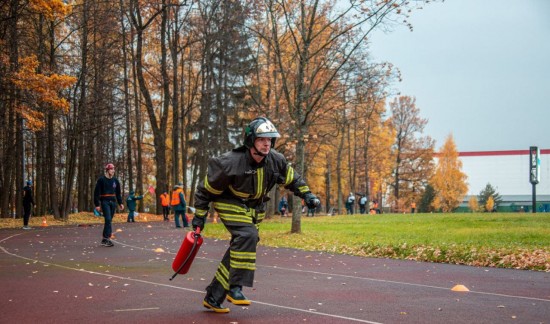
[206,223,258,303]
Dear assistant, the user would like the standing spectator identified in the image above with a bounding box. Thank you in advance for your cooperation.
[307,200,316,217]
[191,117,320,313]
[171,183,188,228]
[359,195,367,214]
[374,200,380,214]
[94,163,124,247]
[160,191,171,221]
[411,202,416,214]
[278,196,288,216]
[22,180,35,230]
[126,190,143,222]
[346,193,356,214]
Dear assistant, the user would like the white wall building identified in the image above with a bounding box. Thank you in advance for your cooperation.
[458,149,550,211]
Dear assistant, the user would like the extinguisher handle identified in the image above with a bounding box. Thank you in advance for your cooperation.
[194,227,201,235]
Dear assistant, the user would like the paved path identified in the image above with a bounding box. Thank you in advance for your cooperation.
[1,221,549,323]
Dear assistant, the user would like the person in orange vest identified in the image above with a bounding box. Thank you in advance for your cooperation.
[160,190,171,221]
[411,202,416,214]
[171,183,188,228]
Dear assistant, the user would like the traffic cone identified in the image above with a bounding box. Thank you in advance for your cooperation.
[41,217,48,227]
[451,284,469,292]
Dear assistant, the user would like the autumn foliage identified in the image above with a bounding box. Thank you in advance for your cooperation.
[12,55,76,130]
[431,134,468,212]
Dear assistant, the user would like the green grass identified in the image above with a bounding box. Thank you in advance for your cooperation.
[203,213,550,271]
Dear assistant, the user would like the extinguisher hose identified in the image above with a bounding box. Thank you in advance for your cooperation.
[169,232,200,281]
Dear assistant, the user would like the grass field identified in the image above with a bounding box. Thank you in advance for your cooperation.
[2,212,549,271]
[205,212,550,272]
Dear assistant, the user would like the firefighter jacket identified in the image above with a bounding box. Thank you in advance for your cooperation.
[194,146,312,225]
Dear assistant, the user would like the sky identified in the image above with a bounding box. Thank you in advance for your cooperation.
[369,0,550,152]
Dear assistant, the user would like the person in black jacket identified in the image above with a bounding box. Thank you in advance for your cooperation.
[94,163,124,247]
[192,117,320,313]
[22,180,35,229]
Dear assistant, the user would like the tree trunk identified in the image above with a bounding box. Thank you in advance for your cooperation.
[336,124,345,214]
[130,33,144,213]
[120,0,133,193]
[170,6,180,187]
[325,156,331,214]
[134,20,168,214]
[47,113,60,218]
[1,0,20,218]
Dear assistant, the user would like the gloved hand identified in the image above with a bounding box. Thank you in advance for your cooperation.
[192,215,206,231]
[304,193,320,209]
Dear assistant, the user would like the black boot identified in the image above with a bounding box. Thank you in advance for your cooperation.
[203,294,230,313]
[226,286,251,305]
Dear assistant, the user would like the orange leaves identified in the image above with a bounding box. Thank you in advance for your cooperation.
[11,55,76,130]
[17,106,45,130]
[431,134,468,212]
[468,196,479,212]
[28,0,72,21]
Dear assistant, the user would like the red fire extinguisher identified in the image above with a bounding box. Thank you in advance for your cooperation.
[170,227,203,280]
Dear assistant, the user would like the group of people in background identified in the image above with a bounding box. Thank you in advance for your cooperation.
[278,195,321,217]
[347,192,380,215]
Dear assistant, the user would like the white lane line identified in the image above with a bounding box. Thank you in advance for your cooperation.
[250,300,383,324]
[0,245,382,324]
[0,232,25,243]
[116,239,550,303]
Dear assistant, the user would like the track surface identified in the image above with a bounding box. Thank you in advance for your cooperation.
[1,221,548,323]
